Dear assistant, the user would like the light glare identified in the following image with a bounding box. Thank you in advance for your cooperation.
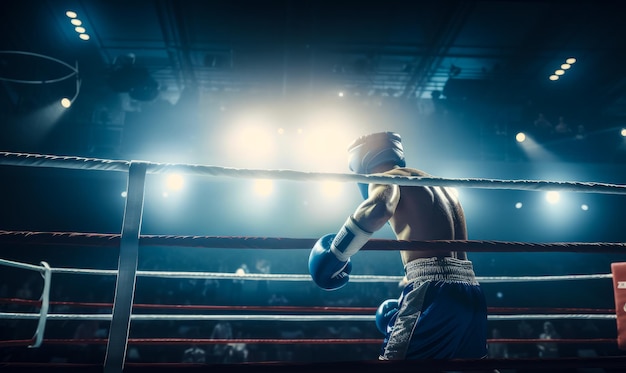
[70,19,82,26]
[321,181,343,197]
[515,202,523,209]
[545,191,560,204]
[79,34,90,40]
[253,179,273,196]
[165,174,184,191]
[566,57,576,64]
[561,63,571,70]
[515,132,526,142]
[555,69,565,76]
[66,11,77,18]
[60,98,72,108]
[549,75,559,81]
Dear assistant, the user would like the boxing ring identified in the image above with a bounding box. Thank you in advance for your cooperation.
[1,151,626,372]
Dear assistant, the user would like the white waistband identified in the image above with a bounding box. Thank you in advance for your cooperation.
[404,257,478,285]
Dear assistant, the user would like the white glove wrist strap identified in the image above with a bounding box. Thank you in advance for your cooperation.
[330,216,372,262]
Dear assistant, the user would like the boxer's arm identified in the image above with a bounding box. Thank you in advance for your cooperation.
[352,181,400,233]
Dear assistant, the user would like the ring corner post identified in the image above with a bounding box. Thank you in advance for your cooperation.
[104,161,147,373]
[610,262,626,350]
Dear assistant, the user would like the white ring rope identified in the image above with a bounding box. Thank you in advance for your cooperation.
[0,257,613,283]
[2,151,626,194]
[0,312,616,322]
[0,257,45,272]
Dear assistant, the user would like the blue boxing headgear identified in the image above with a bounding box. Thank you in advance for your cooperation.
[347,132,406,199]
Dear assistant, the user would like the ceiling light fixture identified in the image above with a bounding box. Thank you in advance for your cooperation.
[0,51,80,108]
[549,58,576,81]
[65,10,89,41]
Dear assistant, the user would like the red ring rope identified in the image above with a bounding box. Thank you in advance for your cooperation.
[0,337,617,348]
[0,297,615,315]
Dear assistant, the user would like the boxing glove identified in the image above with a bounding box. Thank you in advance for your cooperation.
[375,298,399,335]
[308,234,353,290]
[308,216,372,290]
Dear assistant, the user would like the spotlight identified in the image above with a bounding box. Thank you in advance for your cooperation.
[253,179,273,196]
[515,202,523,209]
[165,174,184,191]
[581,204,589,211]
[545,191,560,204]
[620,128,626,137]
[515,132,526,142]
[549,75,559,81]
[566,57,577,64]
[60,74,81,108]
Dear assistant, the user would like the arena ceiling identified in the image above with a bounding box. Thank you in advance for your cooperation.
[1,0,625,161]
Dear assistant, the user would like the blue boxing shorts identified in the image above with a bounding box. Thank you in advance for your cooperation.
[379,257,487,360]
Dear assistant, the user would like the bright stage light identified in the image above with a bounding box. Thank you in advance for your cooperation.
[253,179,274,196]
[165,174,184,191]
[321,181,343,198]
[515,132,526,142]
[545,191,560,204]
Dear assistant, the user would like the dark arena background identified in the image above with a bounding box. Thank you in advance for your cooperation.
[1,1,626,372]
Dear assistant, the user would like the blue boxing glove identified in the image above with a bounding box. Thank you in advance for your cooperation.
[308,234,353,290]
[308,216,372,290]
[375,299,399,335]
